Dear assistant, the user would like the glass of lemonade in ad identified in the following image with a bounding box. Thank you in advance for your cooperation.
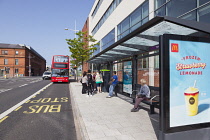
[184,86,199,116]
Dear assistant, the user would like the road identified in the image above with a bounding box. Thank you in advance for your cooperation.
[0,77,77,140]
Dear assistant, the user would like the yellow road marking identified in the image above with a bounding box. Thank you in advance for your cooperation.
[14,106,22,111]
[25,100,30,103]
[0,116,9,123]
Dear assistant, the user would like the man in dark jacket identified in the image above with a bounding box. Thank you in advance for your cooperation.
[87,69,93,97]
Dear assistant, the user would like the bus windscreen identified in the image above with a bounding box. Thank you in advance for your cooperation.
[52,69,69,77]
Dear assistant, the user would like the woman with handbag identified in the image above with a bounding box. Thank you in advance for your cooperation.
[131,79,150,112]
[95,71,103,93]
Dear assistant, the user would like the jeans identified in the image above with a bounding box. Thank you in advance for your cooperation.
[87,83,93,95]
[82,83,87,94]
[109,84,116,96]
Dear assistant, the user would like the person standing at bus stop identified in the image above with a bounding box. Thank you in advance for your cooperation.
[87,70,93,97]
[95,71,103,93]
[106,71,118,98]
[81,71,88,94]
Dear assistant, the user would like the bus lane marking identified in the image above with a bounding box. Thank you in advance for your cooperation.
[14,106,22,111]
[27,97,68,104]
[0,82,53,120]
[0,116,9,123]
[23,105,61,114]
[22,97,68,114]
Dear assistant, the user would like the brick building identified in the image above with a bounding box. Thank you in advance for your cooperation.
[0,43,46,77]
[81,18,89,73]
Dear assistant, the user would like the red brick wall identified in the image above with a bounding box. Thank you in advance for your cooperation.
[0,47,45,77]
[82,18,89,73]
[137,69,149,85]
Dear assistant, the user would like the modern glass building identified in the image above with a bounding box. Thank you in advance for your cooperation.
[86,0,210,95]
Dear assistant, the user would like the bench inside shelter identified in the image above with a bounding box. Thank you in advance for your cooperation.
[132,84,160,114]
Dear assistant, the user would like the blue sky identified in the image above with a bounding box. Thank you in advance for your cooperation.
[0,0,95,65]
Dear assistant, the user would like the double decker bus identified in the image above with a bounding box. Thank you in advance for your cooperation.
[51,55,69,83]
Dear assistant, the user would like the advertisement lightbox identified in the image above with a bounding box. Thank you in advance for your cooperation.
[161,34,210,133]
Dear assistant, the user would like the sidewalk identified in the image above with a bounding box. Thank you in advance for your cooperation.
[69,80,159,140]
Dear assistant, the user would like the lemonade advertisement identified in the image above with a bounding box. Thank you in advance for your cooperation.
[169,40,210,127]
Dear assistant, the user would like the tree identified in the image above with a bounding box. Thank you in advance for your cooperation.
[66,31,99,80]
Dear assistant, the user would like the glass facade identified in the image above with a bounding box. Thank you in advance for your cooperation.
[101,29,115,51]
[91,0,103,18]
[198,2,210,24]
[93,42,100,56]
[92,0,123,35]
[155,0,210,24]
[166,0,196,18]
[117,1,149,40]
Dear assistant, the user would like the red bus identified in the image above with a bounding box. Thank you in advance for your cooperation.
[51,55,69,83]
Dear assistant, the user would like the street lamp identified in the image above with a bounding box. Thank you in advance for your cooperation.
[65,20,79,38]
[28,53,34,77]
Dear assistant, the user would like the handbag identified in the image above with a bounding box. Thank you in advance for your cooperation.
[108,80,112,85]
[137,94,146,98]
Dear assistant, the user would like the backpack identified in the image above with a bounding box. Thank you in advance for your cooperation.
[87,74,93,84]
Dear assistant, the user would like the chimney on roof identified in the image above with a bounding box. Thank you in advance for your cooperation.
[19,44,26,47]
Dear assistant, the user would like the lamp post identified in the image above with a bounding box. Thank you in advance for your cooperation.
[65,20,79,38]
[28,53,34,77]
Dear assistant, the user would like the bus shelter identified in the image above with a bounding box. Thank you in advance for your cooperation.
[88,16,210,140]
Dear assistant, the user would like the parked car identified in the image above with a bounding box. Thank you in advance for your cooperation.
[42,71,51,80]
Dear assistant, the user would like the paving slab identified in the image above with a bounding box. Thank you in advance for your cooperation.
[69,81,159,140]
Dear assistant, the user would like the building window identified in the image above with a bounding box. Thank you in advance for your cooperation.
[91,0,103,18]
[137,53,149,69]
[118,17,130,39]
[130,8,142,32]
[2,50,8,55]
[166,0,196,18]
[198,2,210,24]
[15,68,19,73]
[199,0,210,6]
[15,59,18,65]
[4,59,8,65]
[101,29,115,51]
[154,55,159,69]
[180,10,197,21]
[93,42,100,56]
[117,1,149,40]
[6,68,10,74]
[155,6,166,16]
[92,0,123,35]
[15,51,19,55]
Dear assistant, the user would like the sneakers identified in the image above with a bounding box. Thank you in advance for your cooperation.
[86,95,89,97]
[131,108,139,112]
[106,96,112,98]
[90,95,93,97]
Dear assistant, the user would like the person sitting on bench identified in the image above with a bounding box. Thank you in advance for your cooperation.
[131,79,150,112]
